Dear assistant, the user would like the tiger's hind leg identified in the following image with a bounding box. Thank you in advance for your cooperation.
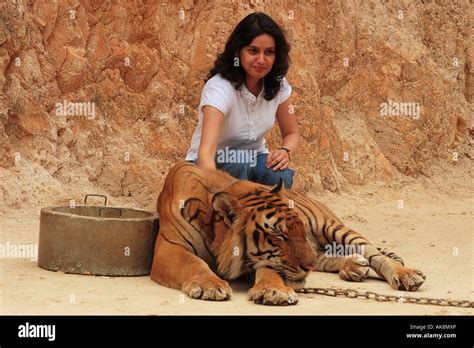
[363,244,426,291]
[377,247,404,265]
[311,224,425,290]
[313,251,371,282]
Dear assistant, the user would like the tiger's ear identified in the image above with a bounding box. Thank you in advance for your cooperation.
[211,192,242,226]
[269,178,285,196]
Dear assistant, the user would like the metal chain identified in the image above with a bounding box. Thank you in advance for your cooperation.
[295,287,474,308]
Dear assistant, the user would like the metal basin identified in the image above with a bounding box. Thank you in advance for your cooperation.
[38,195,159,276]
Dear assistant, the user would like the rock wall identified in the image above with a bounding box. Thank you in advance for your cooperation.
[0,0,472,209]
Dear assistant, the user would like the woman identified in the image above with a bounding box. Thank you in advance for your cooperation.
[185,12,299,188]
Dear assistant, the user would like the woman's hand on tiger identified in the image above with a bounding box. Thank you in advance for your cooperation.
[266,149,290,171]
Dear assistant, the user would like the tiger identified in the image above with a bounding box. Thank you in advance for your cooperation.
[151,161,426,306]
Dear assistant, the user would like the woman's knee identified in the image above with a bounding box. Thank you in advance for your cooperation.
[258,168,295,189]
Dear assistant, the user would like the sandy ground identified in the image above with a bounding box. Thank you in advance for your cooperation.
[0,161,473,315]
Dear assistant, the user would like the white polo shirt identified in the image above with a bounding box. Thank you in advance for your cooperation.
[185,73,292,161]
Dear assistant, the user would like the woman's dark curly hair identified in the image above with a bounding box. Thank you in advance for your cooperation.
[206,12,291,101]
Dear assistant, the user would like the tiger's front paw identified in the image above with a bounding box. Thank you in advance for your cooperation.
[182,275,232,301]
[389,266,426,292]
[248,284,298,306]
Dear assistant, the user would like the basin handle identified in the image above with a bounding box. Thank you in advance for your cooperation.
[84,194,107,206]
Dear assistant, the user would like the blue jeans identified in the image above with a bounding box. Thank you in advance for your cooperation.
[188,153,295,188]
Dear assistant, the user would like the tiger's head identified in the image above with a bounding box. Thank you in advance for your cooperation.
[208,180,318,288]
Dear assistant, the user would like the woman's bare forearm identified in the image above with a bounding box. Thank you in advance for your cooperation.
[197,105,224,171]
[281,132,299,154]
[197,147,216,170]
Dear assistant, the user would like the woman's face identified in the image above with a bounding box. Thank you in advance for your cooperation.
[239,34,276,80]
